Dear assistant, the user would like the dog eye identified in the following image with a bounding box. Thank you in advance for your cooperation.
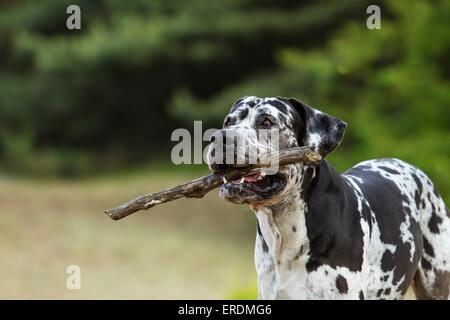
[261,118,273,127]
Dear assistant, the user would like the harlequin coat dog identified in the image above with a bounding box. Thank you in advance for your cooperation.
[207,96,450,300]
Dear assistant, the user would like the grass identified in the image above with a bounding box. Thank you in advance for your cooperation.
[0,171,257,299]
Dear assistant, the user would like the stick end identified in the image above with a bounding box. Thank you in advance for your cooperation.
[104,209,121,221]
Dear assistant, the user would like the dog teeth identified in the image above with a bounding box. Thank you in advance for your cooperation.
[240,177,245,184]
[223,177,228,184]
[260,171,267,177]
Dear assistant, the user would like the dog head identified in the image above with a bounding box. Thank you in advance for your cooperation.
[207,96,346,206]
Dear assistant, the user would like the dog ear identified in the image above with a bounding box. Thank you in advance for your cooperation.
[287,98,347,157]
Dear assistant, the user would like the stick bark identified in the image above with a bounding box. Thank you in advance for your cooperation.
[104,147,321,220]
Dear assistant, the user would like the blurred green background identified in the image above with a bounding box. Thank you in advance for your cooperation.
[0,0,448,299]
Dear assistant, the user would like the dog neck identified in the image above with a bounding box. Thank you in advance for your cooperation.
[251,164,314,270]
[251,161,350,283]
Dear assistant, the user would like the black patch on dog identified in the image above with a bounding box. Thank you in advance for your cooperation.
[305,162,364,273]
[237,108,249,120]
[415,190,422,209]
[395,243,417,294]
[257,222,262,236]
[421,258,432,271]
[381,250,396,272]
[423,237,435,257]
[377,289,383,297]
[257,222,268,253]
[261,238,268,253]
[292,226,297,232]
[361,202,372,228]
[359,291,364,300]
[247,100,257,108]
[317,113,331,128]
[223,116,237,127]
[428,211,443,234]
[412,173,423,193]
[266,99,288,114]
[335,275,348,294]
[378,166,400,175]
[384,288,391,295]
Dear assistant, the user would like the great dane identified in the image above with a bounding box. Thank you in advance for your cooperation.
[206,96,450,300]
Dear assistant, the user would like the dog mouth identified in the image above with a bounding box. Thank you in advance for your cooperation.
[219,170,287,204]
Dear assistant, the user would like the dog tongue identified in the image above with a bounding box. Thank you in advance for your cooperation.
[231,173,260,184]
[243,173,259,183]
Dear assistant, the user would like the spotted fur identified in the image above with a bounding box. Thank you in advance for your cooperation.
[211,96,450,300]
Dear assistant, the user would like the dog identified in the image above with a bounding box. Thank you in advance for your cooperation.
[206,96,450,300]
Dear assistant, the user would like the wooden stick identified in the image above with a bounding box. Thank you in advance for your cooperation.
[104,147,321,220]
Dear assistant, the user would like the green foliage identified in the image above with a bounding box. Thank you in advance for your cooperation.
[0,0,371,175]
